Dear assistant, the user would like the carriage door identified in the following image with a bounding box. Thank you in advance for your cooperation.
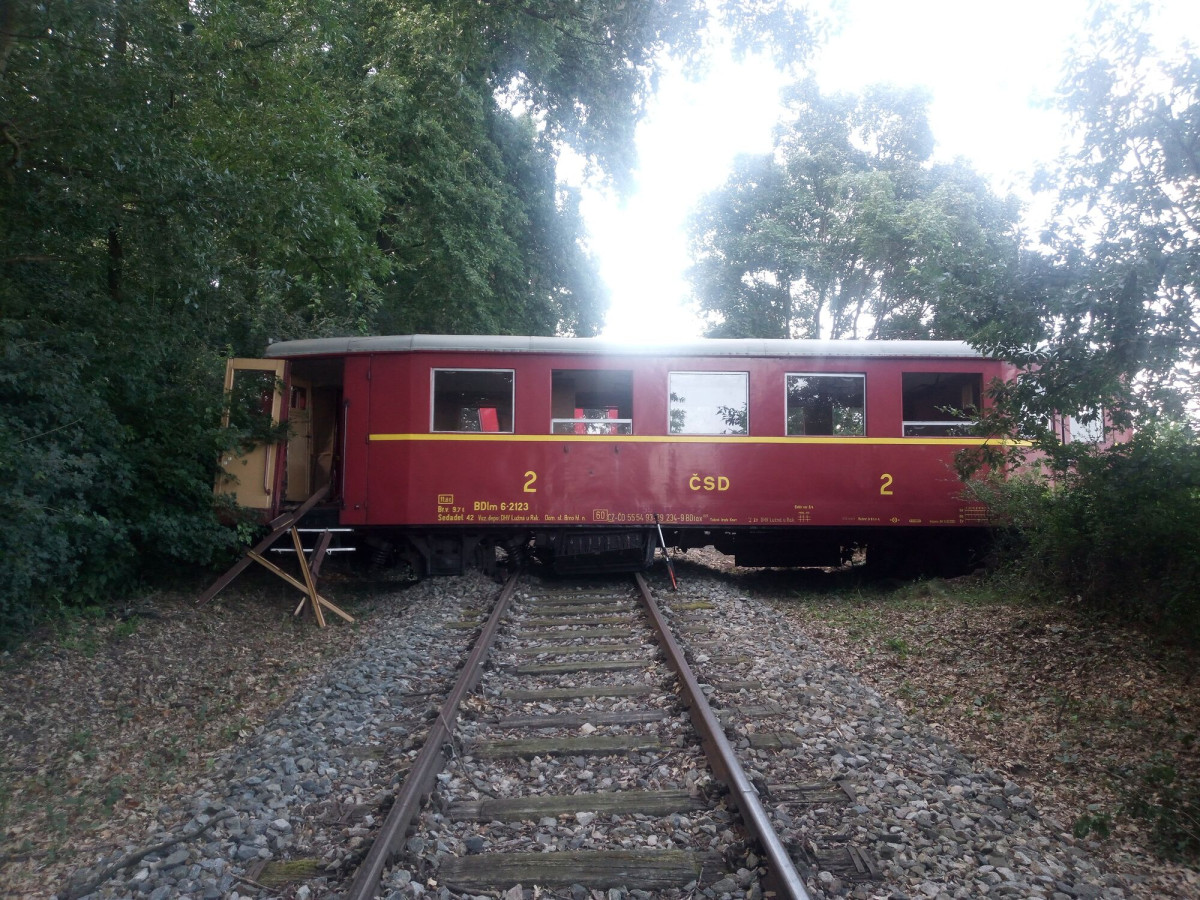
[214,358,288,515]
[285,378,314,502]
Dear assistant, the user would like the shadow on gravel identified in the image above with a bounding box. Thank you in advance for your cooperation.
[660,554,915,598]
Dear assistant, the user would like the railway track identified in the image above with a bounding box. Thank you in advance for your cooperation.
[50,566,1129,900]
[341,571,813,900]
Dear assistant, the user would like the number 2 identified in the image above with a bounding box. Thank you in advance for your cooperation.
[523,470,538,493]
[880,473,894,496]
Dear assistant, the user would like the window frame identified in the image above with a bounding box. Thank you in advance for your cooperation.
[1066,411,1105,445]
[667,370,750,436]
[549,368,634,435]
[900,371,983,437]
[784,372,867,437]
[429,367,516,434]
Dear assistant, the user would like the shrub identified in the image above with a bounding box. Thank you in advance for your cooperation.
[970,424,1200,641]
[1117,753,1200,863]
[0,323,237,648]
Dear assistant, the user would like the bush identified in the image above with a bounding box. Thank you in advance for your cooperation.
[971,424,1200,641]
[0,322,237,648]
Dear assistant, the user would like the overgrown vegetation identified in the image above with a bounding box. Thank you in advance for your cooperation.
[688,2,1200,636]
[965,6,1200,636]
[0,0,818,646]
[1119,753,1200,863]
[968,425,1200,642]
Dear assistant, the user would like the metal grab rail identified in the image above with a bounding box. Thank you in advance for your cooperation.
[901,419,976,436]
[550,417,633,435]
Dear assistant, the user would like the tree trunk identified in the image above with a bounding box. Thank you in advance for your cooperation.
[107,226,123,302]
[811,282,825,339]
[0,0,18,77]
[112,0,128,56]
[777,274,792,338]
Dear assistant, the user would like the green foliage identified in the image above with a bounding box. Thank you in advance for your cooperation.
[101,774,131,816]
[975,3,1200,436]
[969,425,1200,641]
[1119,753,1200,862]
[947,8,1200,653]
[688,79,1023,340]
[112,615,141,639]
[0,0,823,646]
[1073,810,1113,840]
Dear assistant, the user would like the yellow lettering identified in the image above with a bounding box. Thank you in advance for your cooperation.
[523,470,538,493]
[703,476,715,490]
[880,473,894,496]
[717,476,730,491]
[689,474,701,491]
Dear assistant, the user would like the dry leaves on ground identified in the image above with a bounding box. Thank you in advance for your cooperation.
[764,573,1200,898]
[4,552,1199,899]
[0,570,391,899]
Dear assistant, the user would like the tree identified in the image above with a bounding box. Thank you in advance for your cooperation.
[0,0,824,641]
[688,80,1024,341]
[975,3,1199,437]
[958,5,1200,637]
[353,0,822,336]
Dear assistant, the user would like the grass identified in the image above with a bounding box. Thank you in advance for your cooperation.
[112,616,140,639]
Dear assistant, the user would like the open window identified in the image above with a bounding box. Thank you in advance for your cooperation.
[786,374,865,436]
[902,372,981,436]
[432,369,514,433]
[1065,410,1105,444]
[669,372,749,435]
[551,369,633,434]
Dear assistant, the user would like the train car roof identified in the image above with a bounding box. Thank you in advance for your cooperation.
[264,334,989,360]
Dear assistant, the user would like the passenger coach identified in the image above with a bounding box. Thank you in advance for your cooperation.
[216,336,1016,575]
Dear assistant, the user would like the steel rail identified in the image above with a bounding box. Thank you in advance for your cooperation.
[633,573,813,900]
[343,570,522,900]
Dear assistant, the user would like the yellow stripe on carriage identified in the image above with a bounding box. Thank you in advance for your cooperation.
[367,433,1032,446]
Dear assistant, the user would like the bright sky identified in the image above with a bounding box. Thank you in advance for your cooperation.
[584,0,1200,341]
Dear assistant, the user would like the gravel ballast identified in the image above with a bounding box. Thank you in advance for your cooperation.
[648,569,1132,900]
[3,563,1195,899]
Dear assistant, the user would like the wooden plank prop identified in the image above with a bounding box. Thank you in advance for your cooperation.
[196,485,354,627]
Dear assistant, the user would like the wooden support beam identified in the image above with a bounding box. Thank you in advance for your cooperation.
[194,485,353,628]
[291,527,325,627]
[308,529,334,578]
[196,485,330,607]
[246,543,354,627]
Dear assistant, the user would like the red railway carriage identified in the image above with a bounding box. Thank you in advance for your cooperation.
[217,335,1016,575]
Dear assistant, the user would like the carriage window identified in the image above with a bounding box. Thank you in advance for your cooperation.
[551,370,633,434]
[668,372,749,435]
[786,374,865,436]
[1067,411,1105,444]
[432,369,514,433]
[902,372,981,437]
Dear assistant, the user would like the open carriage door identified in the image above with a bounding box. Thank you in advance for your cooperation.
[214,358,288,517]
[201,358,354,627]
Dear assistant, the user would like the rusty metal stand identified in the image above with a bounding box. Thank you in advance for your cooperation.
[196,485,354,627]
